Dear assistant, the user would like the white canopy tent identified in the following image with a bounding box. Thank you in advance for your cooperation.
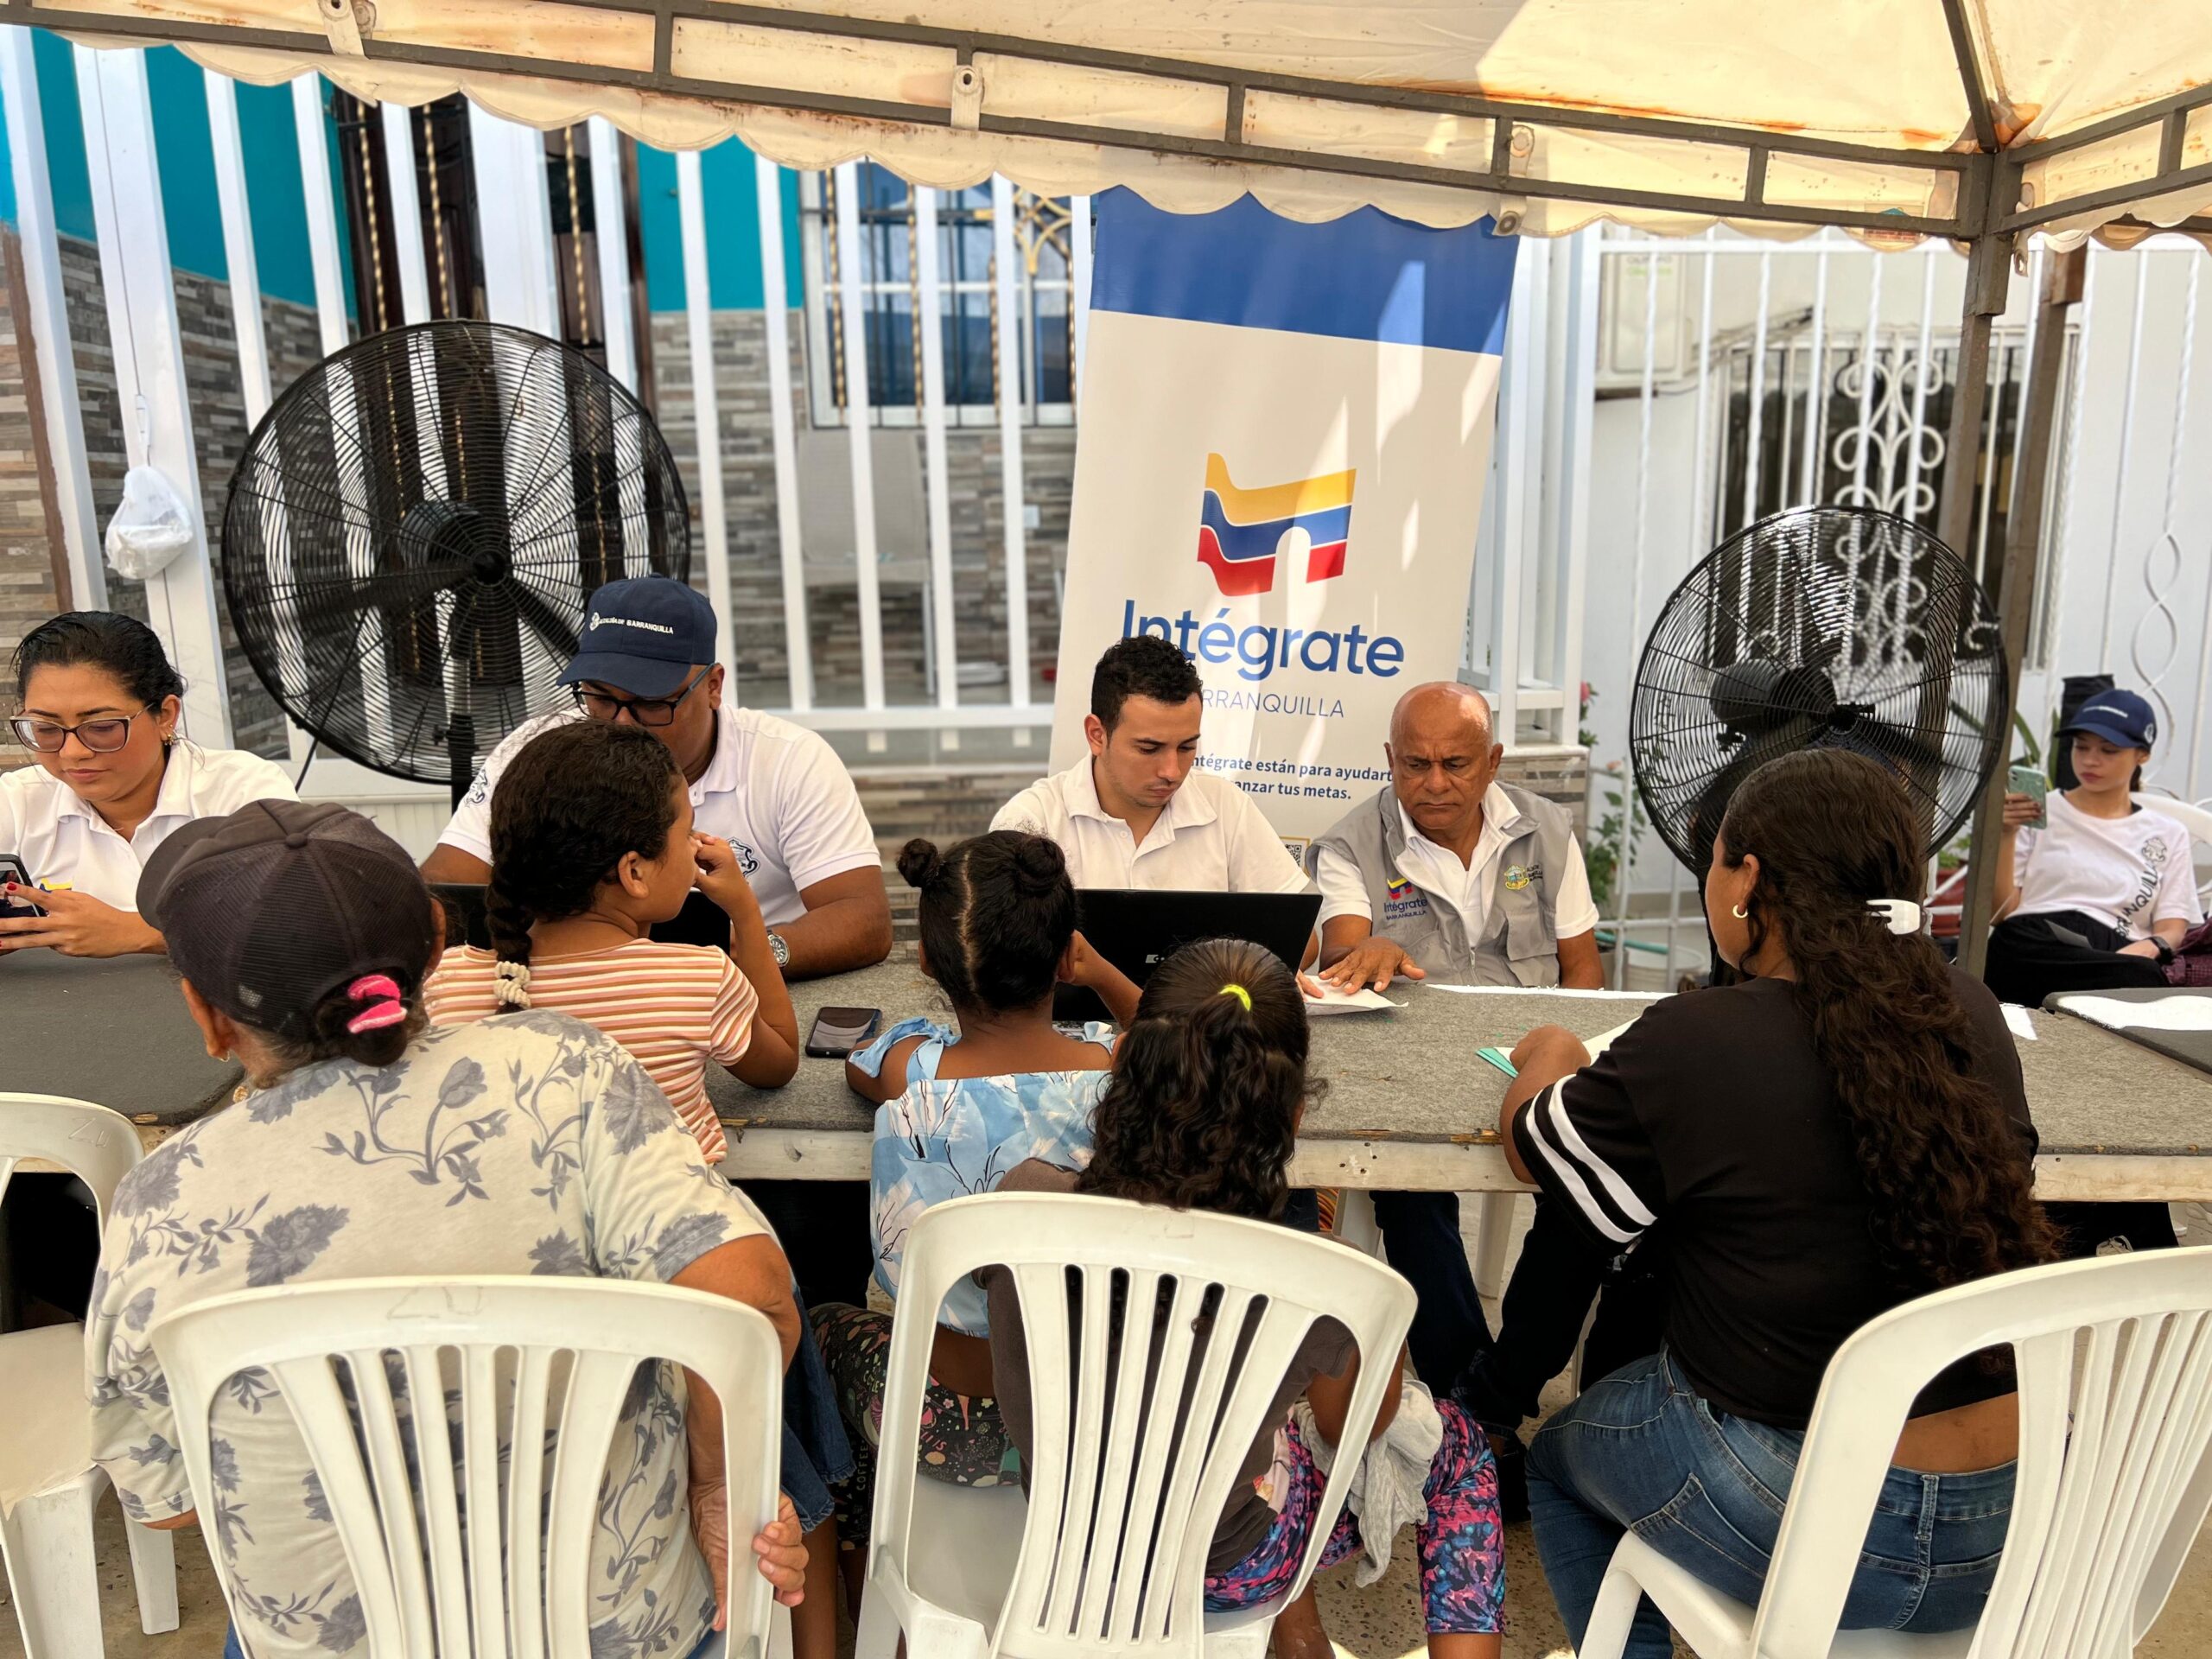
[16,0,2211,958]
[18,0,2212,245]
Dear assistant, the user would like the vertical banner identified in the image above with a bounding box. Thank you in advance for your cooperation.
[1052,192,1520,855]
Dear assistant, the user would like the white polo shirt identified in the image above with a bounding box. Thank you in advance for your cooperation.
[1315,783,1601,942]
[990,760,1308,893]
[437,700,881,927]
[0,743,298,911]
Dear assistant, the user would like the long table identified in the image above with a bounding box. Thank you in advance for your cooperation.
[14,951,2212,1202]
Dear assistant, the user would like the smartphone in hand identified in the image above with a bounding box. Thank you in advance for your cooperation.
[0,855,43,917]
[2007,765,2050,828]
[805,1006,882,1059]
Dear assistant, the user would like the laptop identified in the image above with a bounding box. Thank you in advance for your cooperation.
[430,883,734,953]
[1055,887,1322,1023]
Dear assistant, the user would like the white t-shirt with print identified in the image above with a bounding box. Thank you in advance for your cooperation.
[0,742,297,910]
[2013,791,2205,939]
[437,700,882,925]
[86,1012,773,1659]
[989,760,1308,893]
[1314,785,1602,944]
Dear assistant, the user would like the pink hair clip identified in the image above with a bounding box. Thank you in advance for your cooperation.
[345,973,407,1033]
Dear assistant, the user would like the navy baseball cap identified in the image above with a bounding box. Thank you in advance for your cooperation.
[557,577,716,698]
[2063,689,2158,750]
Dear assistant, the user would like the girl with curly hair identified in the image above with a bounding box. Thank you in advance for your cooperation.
[982,939,1507,1657]
[1505,748,2055,1656]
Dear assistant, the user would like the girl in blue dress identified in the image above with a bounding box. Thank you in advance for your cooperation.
[812,830,1139,1605]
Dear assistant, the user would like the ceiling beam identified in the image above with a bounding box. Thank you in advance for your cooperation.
[1938,0,1999,152]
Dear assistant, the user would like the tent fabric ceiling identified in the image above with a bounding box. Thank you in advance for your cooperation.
[26,0,2212,244]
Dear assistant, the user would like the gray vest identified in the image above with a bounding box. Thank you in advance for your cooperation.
[1310,782,1580,987]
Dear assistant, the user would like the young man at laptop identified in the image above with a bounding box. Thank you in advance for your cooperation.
[1309,679,1608,1521]
[990,635,1311,894]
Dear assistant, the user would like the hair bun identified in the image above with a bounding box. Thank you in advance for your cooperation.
[898,838,945,891]
[1008,834,1066,895]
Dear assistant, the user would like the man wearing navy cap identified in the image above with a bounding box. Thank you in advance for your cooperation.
[423,576,892,977]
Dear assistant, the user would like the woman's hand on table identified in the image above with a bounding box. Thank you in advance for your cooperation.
[0,887,162,957]
[1318,937,1426,993]
[1510,1024,1593,1084]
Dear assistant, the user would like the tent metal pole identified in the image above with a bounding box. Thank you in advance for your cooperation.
[1957,249,2086,977]
[1937,234,2010,564]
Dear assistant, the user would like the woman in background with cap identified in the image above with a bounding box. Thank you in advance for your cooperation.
[1,611,294,957]
[1983,686,2202,1257]
[86,799,810,1659]
[1984,687,2203,1009]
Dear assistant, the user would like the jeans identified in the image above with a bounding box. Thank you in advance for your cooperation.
[1527,1348,2016,1658]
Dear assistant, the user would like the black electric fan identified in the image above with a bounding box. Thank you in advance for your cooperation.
[221,321,690,803]
[1629,506,2007,879]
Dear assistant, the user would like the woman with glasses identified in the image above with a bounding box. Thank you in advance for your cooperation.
[2,611,295,957]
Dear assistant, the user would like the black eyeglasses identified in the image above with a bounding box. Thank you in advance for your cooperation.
[570,669,709,728]
[9,709,153,754]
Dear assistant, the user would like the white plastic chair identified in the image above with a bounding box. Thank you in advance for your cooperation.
[854,1190,1417,1658]
[149,1275,791,1659]
[0,1092,180,1656]
[1580,1247,2212,1659]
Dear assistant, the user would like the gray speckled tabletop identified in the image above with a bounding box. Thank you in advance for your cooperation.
[705,962,2212,1198]
[21,950,2209,1198]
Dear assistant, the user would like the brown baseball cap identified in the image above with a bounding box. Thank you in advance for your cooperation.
[137,800,438,1041]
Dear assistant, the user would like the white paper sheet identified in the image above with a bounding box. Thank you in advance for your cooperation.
[2060,994,2212,1033]
[2002,1004,2038,1041]
[1302,983,1402,1016]
[1419,983,1656,1000]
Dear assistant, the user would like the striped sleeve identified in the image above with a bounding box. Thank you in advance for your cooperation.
[1510,1056,1662,1249]
[703,957,760,1068]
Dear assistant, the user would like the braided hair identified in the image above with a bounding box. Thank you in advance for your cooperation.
[1078,939,1316,1221]
[484,721,683,1008]
[898,830,1076,1014]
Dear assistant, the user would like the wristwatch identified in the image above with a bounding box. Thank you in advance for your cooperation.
[2152,935,2177,965]
[767,931,791,968]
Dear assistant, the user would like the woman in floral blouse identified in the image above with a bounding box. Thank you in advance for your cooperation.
[85,800,810,1659]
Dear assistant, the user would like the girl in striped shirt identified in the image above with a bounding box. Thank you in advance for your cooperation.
[425,718,846,1658]
[424,717,800,1163]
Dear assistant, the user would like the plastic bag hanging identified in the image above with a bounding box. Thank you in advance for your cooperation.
[104,465,196,581]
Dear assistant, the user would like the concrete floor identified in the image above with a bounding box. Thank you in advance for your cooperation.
[12,1198,2212,1658]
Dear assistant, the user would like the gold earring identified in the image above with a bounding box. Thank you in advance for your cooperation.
[1731,903,1749,918]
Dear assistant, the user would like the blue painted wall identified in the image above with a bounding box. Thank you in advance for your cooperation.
[0,34,327,307]
[636,138,801,311]
[3,30,784,318]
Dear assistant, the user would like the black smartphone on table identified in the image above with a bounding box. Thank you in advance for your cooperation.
[804,1005,882,1059]
[0,855,43,916]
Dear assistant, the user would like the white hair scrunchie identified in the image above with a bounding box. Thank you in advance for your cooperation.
[493,957,533,1010]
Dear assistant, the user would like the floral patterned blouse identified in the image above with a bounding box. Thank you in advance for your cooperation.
[85,1011,772,1659]
[854,1016,1114,1337]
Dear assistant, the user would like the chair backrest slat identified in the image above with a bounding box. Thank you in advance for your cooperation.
[543,1351,641,1656]
[881,1192,1416,1659]
[397,1342,475,1659]
[1748,1249,2212,1659]
[151,1277,784,1659]
[459,1344,512,1659]
[344,1343,442,1654]
[505,1344,555,1659]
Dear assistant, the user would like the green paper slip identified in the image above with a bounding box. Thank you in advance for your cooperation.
[1476,1046,1518,1078]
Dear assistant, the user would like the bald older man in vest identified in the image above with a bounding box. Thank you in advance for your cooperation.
[1306,682,1609,1516]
